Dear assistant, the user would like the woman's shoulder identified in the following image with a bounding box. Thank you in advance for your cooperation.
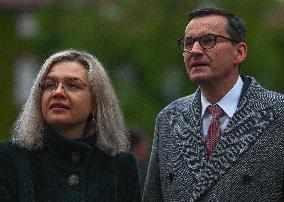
[95,146,137,164]
[114,152,142,200]
[115,151,135,158]
[115,152,137,163]
[0,141,19,176]
[114,152,139,172]
[0,141,16,155]
[0,141,27,161]
[0,141,23,202]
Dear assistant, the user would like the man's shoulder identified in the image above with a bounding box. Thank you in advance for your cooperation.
[250,77,284,104]
[260,89,284,110]
[245,77,284,116]
[157,93,196,119]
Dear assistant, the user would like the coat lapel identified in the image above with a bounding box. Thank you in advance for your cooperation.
[168,89,207,199]
[191,78,275,200]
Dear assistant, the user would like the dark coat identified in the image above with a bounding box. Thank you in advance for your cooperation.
[0,128,141,202]
[143,77,284,201]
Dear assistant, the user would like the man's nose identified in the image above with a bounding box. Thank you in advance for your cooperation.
[190,41,203,53]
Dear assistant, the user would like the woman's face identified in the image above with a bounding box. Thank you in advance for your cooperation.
[41,61,93,138]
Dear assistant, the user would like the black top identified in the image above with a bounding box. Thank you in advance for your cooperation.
[0,128,141,202]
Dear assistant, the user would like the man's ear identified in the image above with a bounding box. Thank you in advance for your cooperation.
[233,42,247,65]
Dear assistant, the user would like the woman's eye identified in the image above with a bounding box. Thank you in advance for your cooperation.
[68,82,82,91]
[45,82,56,90]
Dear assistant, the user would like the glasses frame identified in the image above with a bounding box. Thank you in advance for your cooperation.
[39,77,91,95]
[177,33,240,52]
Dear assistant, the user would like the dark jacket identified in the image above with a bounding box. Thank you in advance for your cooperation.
[0,128,141,202]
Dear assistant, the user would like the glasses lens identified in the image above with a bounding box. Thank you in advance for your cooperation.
[40,77,89,94]
[200,34,216,49]
[41,79,58,92]
[178,38,184,51]
[65,78,86,92]
[184,37,195,51]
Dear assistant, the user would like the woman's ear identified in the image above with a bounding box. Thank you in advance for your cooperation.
[91,108,96,116]
[91,108,96,123]
[233,42,247,65]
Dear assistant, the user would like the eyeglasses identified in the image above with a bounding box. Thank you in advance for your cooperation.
[39,77,91,94]
[177,33,240,52]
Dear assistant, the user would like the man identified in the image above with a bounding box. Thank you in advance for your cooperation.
[143,7,284,201]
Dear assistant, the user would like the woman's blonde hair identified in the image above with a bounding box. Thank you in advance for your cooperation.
[12,49,129,155]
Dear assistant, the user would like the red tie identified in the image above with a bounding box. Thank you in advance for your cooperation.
[205,105,223,156]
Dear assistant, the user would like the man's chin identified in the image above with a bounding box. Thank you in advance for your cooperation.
[189,74,207,84]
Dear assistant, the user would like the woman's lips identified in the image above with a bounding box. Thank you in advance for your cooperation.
[49,103,70,109]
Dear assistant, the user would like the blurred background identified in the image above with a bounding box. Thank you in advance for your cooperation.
[1,0,284,143]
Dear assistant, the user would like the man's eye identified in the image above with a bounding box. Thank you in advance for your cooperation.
[202,36,215,44]
[185,38,194,47]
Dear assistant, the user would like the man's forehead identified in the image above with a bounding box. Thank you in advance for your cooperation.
[185,15,227,34]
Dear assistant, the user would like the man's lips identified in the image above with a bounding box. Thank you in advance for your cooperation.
[49,103,70,109]
[190,61,209,68]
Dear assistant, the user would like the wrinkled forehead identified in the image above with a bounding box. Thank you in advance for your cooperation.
[185,15,228,36]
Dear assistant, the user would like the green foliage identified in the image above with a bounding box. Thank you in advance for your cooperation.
[1,0,284,139]
[0,12,20,140]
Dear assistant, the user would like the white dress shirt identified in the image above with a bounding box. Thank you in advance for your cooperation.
[201,76,244,137]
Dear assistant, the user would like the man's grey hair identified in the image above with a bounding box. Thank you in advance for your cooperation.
[12,49,129,155]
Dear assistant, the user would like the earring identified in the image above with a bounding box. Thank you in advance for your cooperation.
[91,114,95,126]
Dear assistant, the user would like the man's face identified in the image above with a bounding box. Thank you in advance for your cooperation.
[183,15,241,86]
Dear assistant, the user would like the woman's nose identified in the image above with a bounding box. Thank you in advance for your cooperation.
[52,83,67,95]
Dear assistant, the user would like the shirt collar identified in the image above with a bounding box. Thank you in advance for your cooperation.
[201,76,244,118]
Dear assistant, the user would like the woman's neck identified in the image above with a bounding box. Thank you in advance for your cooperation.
[53,124,85,140]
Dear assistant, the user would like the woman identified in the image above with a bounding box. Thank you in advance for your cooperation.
[0,49,141,202]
